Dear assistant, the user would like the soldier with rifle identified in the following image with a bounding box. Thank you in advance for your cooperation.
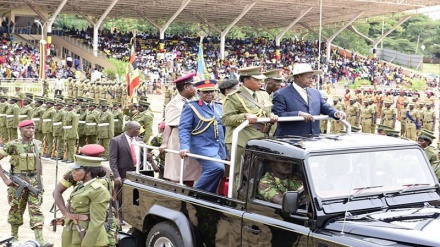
[0,120,53,247]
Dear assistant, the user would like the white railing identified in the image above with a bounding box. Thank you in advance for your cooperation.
[133,115,351,198]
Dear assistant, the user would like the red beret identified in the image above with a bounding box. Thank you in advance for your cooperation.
[80,144,105,157]
[18,120,35,128]
[172,72,196,85]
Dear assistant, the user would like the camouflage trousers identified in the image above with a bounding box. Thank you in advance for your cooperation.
[86,135,98,144]
[7,175,44,229]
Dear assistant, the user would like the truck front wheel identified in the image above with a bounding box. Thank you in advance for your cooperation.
[146,221,184,247]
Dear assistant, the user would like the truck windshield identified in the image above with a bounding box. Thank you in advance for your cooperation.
[307,148,437,199]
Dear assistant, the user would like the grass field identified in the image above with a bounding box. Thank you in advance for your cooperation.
[421,63,440,76]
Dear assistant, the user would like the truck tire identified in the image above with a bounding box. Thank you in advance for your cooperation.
[146,221,184,247]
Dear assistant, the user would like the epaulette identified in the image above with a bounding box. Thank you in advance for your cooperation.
[214,100,222,105]
[91,180,104,189]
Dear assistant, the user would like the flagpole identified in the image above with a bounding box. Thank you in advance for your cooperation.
[129,29,138,121]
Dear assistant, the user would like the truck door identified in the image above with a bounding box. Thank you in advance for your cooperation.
[241,155,310,247]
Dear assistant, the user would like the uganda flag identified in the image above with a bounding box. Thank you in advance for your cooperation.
[126,42,140,98]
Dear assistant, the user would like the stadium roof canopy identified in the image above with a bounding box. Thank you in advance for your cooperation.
[3,0,440,30]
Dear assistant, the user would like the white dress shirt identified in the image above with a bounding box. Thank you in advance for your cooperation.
[124,133,140,164]
[292,82,308,104]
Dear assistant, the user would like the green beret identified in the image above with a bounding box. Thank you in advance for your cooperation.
[219,79,239,90]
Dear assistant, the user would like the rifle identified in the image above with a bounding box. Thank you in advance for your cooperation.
[53,138,59,232]
[3,170,41,199]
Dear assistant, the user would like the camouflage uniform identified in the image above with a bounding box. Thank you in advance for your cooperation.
[42,80,49,97]
[257,172,302,202]
[0,139,50,245]
[150,133,165,178]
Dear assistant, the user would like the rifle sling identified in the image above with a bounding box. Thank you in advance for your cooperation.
[33,140,43,193]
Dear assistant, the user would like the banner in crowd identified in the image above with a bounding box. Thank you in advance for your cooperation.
[196,37,210,82]
[126,42,140,98]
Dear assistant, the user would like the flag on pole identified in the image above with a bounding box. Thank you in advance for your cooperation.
[196,37,210,82]
[126,41,140,98]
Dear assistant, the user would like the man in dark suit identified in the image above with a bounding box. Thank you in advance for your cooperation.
[109,121,142,224]
[272,63,346,136]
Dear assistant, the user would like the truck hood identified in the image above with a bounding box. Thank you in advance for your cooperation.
[325,207,440,246]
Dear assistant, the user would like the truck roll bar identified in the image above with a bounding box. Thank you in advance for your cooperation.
[229,116,350,198]
[133,115,350,198]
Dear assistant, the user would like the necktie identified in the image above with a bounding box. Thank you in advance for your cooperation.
[130,137,137,166]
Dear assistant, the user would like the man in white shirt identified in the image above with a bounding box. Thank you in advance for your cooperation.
[54,76,64,96]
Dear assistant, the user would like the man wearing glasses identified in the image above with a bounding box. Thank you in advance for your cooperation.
[179,80,227,193]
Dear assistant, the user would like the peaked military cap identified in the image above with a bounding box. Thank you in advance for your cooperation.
[238,66,266,80]
[172,72,196,85]
[419,129,435,141]
[263,69,284,80]
[70,155,104,169]
[194,79,218,91]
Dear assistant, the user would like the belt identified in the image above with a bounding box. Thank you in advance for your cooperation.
[98,123,109,127]
[6,115,14,118]
[53,122,62,126]
[19,115,27,118]
[86,123,96,126]
[362,117,372,119]
[78,121,86,124]
[114,119,119,122]
[43,119,52,122]
[250,123,271,134]
[63,126,73,129]
[69,213,89,221]
[31,118,40,121]
[0,114,6,117]
[12,171,36,177]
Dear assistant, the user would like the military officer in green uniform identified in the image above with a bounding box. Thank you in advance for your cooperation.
[133,100,154,144]
[380,100,396,129]
[85,101,100,144]
[400,100,409,137]
[422,101,435,132]
[19,97,33,121]
[112,102,124,137]
[42,80,49,97]
[405,102,419,141]
[417,129,439,170]
[61,153,111,247]
[31,97,45,142]
[360,100,374,133]
[25,93,35,108]
[368,98,377,133]
[0,95,8,143]
[42,99,55,158]
[222,66,278,184]
[346,98,360,127]
[52,100,66,160]
[5,96,20,141]
[0,120,53,247]
[78,103,88,149]
[263,69,283,99]
[63,100,79,163]
[97,99,114,160]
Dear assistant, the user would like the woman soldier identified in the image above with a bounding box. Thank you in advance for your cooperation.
[56,144,116,247]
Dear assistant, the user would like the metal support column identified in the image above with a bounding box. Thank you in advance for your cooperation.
[46,0,68,56]
[93,0,119,57]
[159,0,191,52]
[326,12,364,63]
[275,7,312,61]
[220,3,255,60]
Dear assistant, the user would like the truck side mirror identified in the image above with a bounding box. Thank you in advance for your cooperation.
[282,191,299,214]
